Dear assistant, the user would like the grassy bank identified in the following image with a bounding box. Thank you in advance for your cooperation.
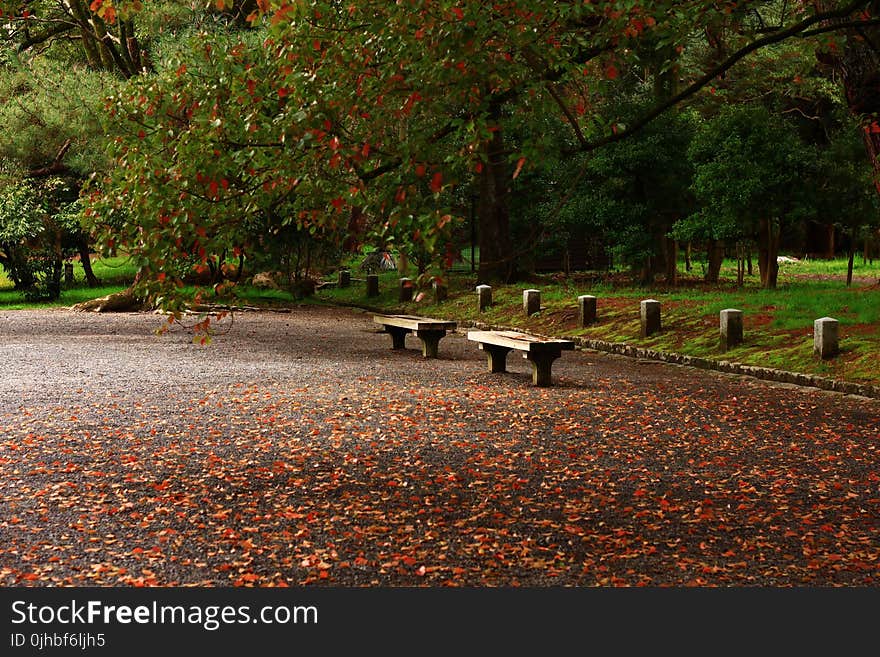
[315,256,880,386]
[3,253,878,387]
[0,255,138,309]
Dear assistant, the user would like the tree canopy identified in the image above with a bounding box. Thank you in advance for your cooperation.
[3,0,880,311]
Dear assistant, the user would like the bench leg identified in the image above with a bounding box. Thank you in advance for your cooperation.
[416,329,446,358]
[525,349,562,387]
[479,344,511,373]
[385,326,410,350]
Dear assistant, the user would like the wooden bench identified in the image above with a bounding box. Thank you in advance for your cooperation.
[373,314,458,358]
[467,330,574,387]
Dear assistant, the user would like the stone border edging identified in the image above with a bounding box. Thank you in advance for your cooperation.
[463,319,880,401]
[314,300,880,401]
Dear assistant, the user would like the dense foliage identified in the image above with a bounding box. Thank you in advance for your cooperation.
[2,1,880,308]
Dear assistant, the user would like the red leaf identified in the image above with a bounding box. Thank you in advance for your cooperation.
[430,172,443,193]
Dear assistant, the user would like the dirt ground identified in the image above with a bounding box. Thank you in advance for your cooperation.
[1,305,878,586]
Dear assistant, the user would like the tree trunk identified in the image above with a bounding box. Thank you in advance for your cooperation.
[638,256,654,285]
[815,1,880,192]
[77,237,100,287]
[685,241,692,272]
[665,237,678,286]
[650,223,668,277]
[49,257,63,300]
[477,112,513,284]
[72,270,145,312]
[736,242,745,287]
[71,286,145,312]
[757,218,781,289]
[847,247,855,286]
[67,0,105,70]
[705,239,724,283]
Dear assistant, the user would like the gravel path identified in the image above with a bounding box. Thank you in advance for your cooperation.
[1,305,878,586]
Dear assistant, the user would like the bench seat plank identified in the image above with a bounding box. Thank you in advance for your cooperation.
[467,330,574,386]
[466,330,574,352]
[374,314,458,332]
[374,314,458,358]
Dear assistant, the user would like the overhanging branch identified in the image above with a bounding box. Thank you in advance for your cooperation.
[578,0,874,154]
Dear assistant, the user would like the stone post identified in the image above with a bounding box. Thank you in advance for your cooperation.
[719,309,743,351]
[578,295,597,327]
[399,277,413,302]
[813,317,839,359]
[477,285,492,312]
[337,269,350,288]
[366,274,379,297]
[640,299,661,337]
[64,262,74,285]
[523,289,541,315]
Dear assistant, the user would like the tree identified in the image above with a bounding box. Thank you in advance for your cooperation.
[0,175,87,300]
[573,105,696,285]
[812,0,880,188]
[684,104,812,289]
[813,121,880,284]
[1,2,254,308]
[78,0,880,315]
[0,57,117,289]
[0,0,152,77]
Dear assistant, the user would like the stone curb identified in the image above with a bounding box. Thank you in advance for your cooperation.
[461,319,880,401]
[315,300,880,401]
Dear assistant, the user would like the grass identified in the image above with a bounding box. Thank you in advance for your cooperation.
[314,255,880,386]
[0,285,133,310]
[0,255,138,309]
[3,251,878,386]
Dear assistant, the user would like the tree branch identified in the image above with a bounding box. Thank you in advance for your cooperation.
[16,23,76,52]
[578,0,874,155]
[801,17,880,36]
[27,139,72,178]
